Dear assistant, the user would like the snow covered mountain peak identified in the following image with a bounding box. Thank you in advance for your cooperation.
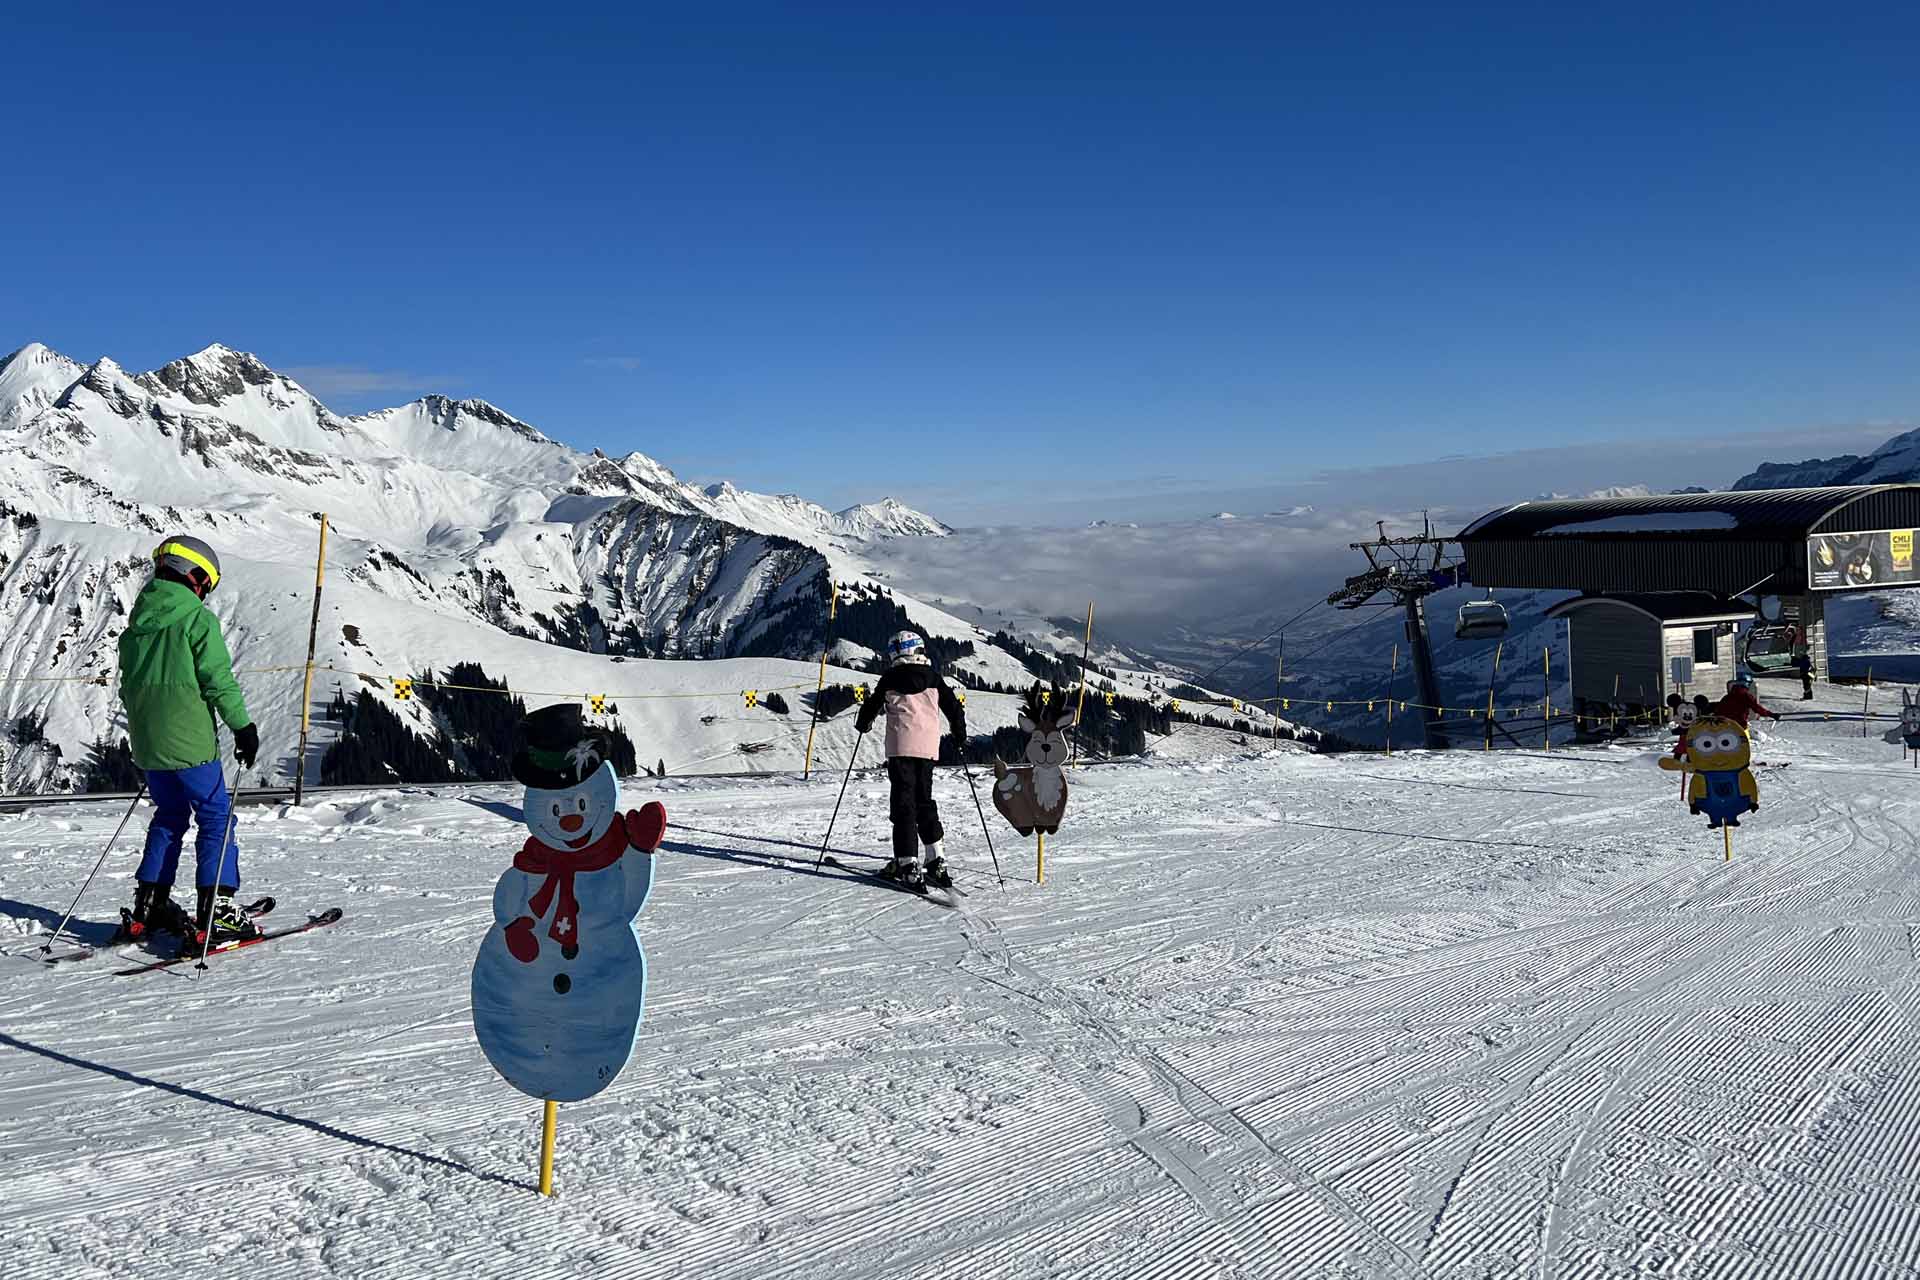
[407,394,551,443]
[137,342,300,408]
[618,449,687,492]
[833,497,952,539]
[1,341,76,373]
[0,343,87,430]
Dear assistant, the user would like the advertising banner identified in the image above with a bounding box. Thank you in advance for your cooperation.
[1808,528,1920,591]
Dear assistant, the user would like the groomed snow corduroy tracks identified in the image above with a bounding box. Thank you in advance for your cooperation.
[2,707,1918,1278]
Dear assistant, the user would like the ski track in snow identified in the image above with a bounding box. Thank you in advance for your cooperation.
[3,705,1920,1277]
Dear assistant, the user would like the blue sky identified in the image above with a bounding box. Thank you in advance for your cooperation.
[5,3,1916,522]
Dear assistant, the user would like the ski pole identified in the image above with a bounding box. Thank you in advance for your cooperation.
[39,786,147,955]
[961,766,1005,888]
[814,733,861,870]
[195,766,243,973]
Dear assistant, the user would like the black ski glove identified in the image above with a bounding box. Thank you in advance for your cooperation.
[233,723,259,769]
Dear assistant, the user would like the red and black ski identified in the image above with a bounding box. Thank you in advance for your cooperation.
[25,898,277,967]
[114,908,343,975]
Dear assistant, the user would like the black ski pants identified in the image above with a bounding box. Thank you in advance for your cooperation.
[886,757,943,861]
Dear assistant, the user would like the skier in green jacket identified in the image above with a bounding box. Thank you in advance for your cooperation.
[116,535,263,949]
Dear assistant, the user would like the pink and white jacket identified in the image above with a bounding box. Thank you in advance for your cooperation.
[855,658,967,760]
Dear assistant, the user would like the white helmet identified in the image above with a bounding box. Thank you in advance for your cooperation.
[886,631,927,665]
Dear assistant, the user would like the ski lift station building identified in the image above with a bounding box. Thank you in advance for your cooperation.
[1457,485,1920,711]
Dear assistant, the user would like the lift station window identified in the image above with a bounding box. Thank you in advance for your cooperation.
[1692,627,1717,666]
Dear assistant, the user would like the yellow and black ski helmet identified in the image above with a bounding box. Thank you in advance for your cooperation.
[153,535,222,593]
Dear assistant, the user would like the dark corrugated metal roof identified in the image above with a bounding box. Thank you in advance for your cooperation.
[1459,484,1920,595]
[1544,593,1755,623]
[1459,486,1911,542]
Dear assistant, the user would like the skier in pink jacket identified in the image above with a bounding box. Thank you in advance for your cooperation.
[855,632,967,888]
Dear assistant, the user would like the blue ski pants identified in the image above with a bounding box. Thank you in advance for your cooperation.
[137,761,240,889]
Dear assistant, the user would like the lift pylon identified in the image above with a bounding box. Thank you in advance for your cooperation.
[1326,516,1466,750]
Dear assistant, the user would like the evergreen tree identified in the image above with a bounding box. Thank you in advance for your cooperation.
[81,737,140,792]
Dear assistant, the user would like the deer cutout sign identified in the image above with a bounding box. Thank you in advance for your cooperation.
[1901,690,1920,753]
[992,683,1077,836]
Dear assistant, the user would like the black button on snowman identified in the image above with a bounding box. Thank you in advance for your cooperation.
[471,704,665,1103]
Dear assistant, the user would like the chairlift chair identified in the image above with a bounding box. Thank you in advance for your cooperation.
[1455,598,1510,641]
[1740,623,1796,674]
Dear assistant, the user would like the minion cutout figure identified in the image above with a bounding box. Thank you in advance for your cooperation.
[1658,715,1759,828]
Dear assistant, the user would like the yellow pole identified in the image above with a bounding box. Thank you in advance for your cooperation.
[293,514,330,805]
[1484,641,1503,751]
[1067,602,1098,767]
[1036,831,1045,885]
[539,1099,558,1196]
[1543,646,1552,752]
[1385,644,1397,756]
[1723,825,1731,864]
[1070,602,1095,767]
[802,584,837,779]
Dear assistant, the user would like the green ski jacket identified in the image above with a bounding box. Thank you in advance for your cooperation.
[118,579,251,771]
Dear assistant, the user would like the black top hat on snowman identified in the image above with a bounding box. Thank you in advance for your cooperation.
[511,703,615,789]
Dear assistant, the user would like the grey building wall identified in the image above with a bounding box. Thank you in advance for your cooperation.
[1565,604,1663,707]
[1660,622,1737,702]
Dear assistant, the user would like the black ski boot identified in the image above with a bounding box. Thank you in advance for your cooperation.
[115,881,194,944]
[922,842,953,889]
[879,855,925,889]
[183,885,263,955]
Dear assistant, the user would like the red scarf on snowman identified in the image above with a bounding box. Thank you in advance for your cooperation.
[512,812,632,950]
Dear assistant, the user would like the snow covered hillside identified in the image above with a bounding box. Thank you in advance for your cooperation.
[0,341,1294,792]
[4,688,1918,1277]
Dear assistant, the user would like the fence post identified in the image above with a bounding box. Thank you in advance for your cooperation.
[1070,601,1094,767]
[1385,644,1397,755]
[294,513,330,805]
[1543,645,1551,753]
[1484,641,1503,751]
[802,582,837,779]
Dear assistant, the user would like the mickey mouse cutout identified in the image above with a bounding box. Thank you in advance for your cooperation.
[472,704,666,1103]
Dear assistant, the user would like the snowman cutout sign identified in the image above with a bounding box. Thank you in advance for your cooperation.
[472,704,666,1103]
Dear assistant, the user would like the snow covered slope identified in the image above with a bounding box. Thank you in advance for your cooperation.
[2,694,1917,1276]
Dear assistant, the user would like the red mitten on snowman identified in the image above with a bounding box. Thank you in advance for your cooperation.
[626,801,667,854]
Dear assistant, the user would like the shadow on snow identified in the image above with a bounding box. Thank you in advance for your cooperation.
[0,1031,535,1194]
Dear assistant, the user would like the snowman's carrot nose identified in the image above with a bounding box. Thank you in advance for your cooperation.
[559,814,585,833]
